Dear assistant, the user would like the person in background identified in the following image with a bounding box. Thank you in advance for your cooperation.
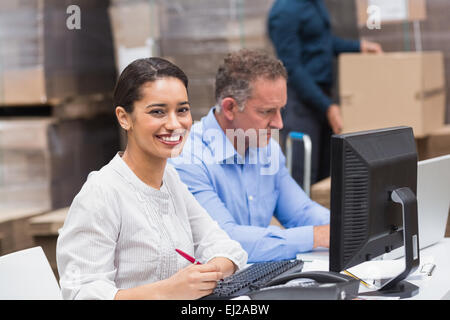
[56,57,247,300]
[268,0,383,187]
[171,49,330,263]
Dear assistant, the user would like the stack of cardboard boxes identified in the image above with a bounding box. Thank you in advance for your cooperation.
[0,0,116,105]
[0,114,120,254]
[108,0,275,121]
[354,0,450,236]
[310,0,449,237]
[160,0,275,120]
[108,0,161,75]
[342,1,450,160]
[0,1,121,255]
[416,125,450,160]
[0,0,119,211]
[355,0,427,28]
[313,49,448,212]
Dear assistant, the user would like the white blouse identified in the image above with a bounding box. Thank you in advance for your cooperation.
[56,153,247,300]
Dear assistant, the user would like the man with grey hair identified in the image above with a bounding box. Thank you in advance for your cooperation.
[170,49,330,263]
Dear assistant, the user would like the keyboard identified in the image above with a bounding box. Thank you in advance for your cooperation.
[202,259,304,300]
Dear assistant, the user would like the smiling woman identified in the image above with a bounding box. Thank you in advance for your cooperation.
[56,57,247,300]
[115,75,192,187]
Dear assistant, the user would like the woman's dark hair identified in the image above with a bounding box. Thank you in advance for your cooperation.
[113,57,188,113]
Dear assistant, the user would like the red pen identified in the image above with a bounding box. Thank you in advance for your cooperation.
[175,248,202,265]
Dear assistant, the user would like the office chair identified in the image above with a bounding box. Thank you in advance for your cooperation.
[286,131,312,196]
[0,246,62,299]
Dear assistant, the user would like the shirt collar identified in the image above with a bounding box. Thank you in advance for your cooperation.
[110,152,169,199]
[200,106,274,165]
[201,106,241,163]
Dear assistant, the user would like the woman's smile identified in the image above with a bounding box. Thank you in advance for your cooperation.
[156,132,185,146]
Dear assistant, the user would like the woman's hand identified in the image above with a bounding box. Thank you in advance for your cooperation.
[115,263,223,300]
[207,257,237,278]
[164,263,223,299]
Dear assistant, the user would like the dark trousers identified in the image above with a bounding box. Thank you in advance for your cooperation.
[281,84,333,188]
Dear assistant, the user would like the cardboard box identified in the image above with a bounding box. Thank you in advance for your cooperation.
[416,125,450,160]
[0,115,120,211]
[108,1,160,74]
[108,1,160,48]
[339,52,446,137]
[0,185,51,215]
[1,67,47,105]
[0,0,116,105]
[356,0,426,28]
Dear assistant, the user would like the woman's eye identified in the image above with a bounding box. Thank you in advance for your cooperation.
[178,106,190,113]
[149,109,165,116]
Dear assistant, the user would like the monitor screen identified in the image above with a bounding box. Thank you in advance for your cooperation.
[329,126,420,297]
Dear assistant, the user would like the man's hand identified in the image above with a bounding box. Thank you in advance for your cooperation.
[326,104,343,134]
[313,224,330,248]
[360,39,383,54]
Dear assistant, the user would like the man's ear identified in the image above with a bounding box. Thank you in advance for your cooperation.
[115,106,131,131]
[220,97,239,121]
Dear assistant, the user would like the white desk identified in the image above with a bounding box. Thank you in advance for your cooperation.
[407,238,450,300]
[297,238,450,300]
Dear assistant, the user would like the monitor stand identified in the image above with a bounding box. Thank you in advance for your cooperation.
[360,280,419,299]
[360,187,420,299]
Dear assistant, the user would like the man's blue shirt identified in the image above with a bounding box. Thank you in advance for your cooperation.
[170,108,330,262]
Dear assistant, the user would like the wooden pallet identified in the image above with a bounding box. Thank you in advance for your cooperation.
[0,206,50,256]
[0,93,113,120]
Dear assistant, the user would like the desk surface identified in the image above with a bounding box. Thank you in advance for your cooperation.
[297,238,450,300]
[407,238,450,300]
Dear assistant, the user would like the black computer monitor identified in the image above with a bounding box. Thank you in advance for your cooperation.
[329,126,420,298]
